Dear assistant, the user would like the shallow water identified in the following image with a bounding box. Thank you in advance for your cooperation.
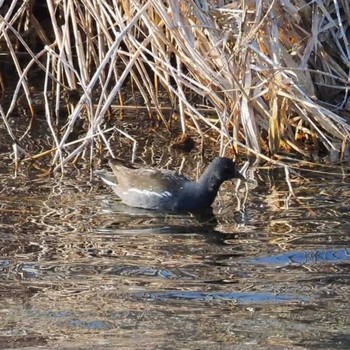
[1,157,350,349]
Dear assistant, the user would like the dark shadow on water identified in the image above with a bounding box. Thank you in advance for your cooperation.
[304,333,350,350]
[137,290,309,304]
[96,199,239,246]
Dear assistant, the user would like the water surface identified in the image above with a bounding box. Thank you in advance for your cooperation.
[1,156,350,349]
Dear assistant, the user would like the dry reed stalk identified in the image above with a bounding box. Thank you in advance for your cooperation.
[0,0,350,173]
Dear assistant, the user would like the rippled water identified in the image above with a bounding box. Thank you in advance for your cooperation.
[1,157,350,349]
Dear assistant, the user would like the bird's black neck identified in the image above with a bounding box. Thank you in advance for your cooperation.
[196,169,223,206]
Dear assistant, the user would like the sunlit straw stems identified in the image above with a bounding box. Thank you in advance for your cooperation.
[49,1,151,171]
[1,0,350,173]
[44,52,63,174]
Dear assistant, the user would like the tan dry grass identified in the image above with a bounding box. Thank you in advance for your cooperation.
[0,0,350,171]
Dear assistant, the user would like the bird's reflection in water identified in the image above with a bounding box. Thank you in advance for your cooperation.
[98,199,242,246]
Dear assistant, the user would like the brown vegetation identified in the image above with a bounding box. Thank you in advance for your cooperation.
[1,0,350,171]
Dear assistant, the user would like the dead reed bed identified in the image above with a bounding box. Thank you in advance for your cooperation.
[1,0,350,172]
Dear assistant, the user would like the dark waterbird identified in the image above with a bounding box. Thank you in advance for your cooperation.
[96,157,245,211]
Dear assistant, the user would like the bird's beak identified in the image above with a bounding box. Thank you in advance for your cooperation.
[235,170,247,182]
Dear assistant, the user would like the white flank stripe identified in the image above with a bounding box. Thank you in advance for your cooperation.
[101,177,118,187]
[127,188,173,198]
[162,191,173,197]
